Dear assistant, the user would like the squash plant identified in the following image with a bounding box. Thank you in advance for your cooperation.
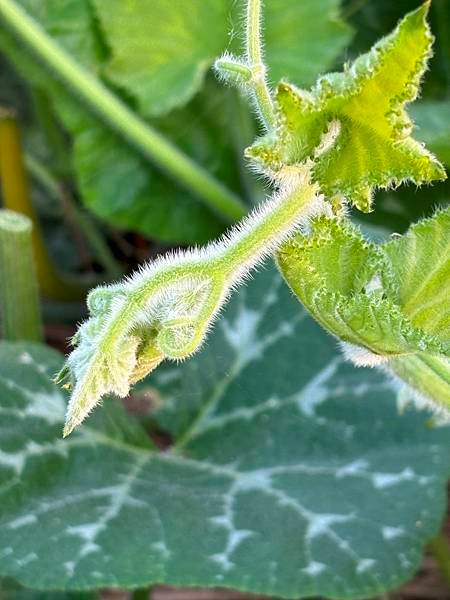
[0,0,449,598]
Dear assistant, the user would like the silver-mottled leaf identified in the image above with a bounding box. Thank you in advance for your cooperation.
[0,268,449,597]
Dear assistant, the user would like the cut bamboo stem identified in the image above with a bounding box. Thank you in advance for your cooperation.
[0,208,43,341]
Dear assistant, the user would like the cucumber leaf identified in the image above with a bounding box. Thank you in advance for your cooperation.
[1,267,450,598]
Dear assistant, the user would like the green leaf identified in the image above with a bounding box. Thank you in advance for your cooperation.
[91,0,352,119]
[277,215,446,362]
[263,0,352,86]
[0,575,95,600]
[342,0,450,99]
[247,4,446,212]
[91,0,231,118]
[0,0,225,244]
[1,267,450,598]
[411,101,450,166]
[382,207,450,349]
[72,83,228,244]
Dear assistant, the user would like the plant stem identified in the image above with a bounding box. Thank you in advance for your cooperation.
[0,0,246,222]
[0,109,86,301]
[429,534,450,587]
[215,58,252,82]
[0,209,43,342]
[246,0,275,129]
[389,353,450,412]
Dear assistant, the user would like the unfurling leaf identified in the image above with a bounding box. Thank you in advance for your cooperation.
[278,206,450,412]
[247,3,446,211]
[58,168,321,435]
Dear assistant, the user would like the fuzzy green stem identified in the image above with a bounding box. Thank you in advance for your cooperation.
[429,534,450,587]
[215,59,253,82]
[0,0,246,222]
[0,209,43,341]
[220,179,316,273]
[246,0,276,129]
[63,170,318,436]
[389,353,450,411]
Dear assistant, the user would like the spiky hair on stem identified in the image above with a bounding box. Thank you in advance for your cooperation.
[59,165,322,437]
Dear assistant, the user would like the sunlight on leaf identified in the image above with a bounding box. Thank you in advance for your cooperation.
[248,3,446,211]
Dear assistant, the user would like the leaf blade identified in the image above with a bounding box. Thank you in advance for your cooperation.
[1,269,450,598]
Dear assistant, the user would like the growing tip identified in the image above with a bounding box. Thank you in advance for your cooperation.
[403,1,431,26]
[63,412,82,438]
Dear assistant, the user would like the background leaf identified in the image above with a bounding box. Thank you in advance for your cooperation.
[263,0,352,86]
[1,267,449,598]
[91,0,231,119]
[91,0,352,118]
[0,0,228,244]
[0,0,353,245]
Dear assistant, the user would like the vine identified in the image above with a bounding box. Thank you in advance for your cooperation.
[55,0,448,435]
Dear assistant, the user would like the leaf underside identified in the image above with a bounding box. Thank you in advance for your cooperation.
[278,208,450,360]
[0,268,449,598]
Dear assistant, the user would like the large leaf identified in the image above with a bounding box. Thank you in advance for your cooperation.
[91,0,352,118]
[247,4,446,212]
[0,0,226,244]
[263,0,352,86]
[1,267,450,598]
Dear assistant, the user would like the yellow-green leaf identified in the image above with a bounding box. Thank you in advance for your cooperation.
[248,3,446,211]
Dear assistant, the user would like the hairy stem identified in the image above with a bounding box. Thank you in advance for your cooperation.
[246,0,275,129]
[63,168,319,436]
[0,209,43,342]
[0,0,246,222]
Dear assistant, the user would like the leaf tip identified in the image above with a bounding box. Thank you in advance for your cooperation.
[404,1,431,24]
[63,418,77,438]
